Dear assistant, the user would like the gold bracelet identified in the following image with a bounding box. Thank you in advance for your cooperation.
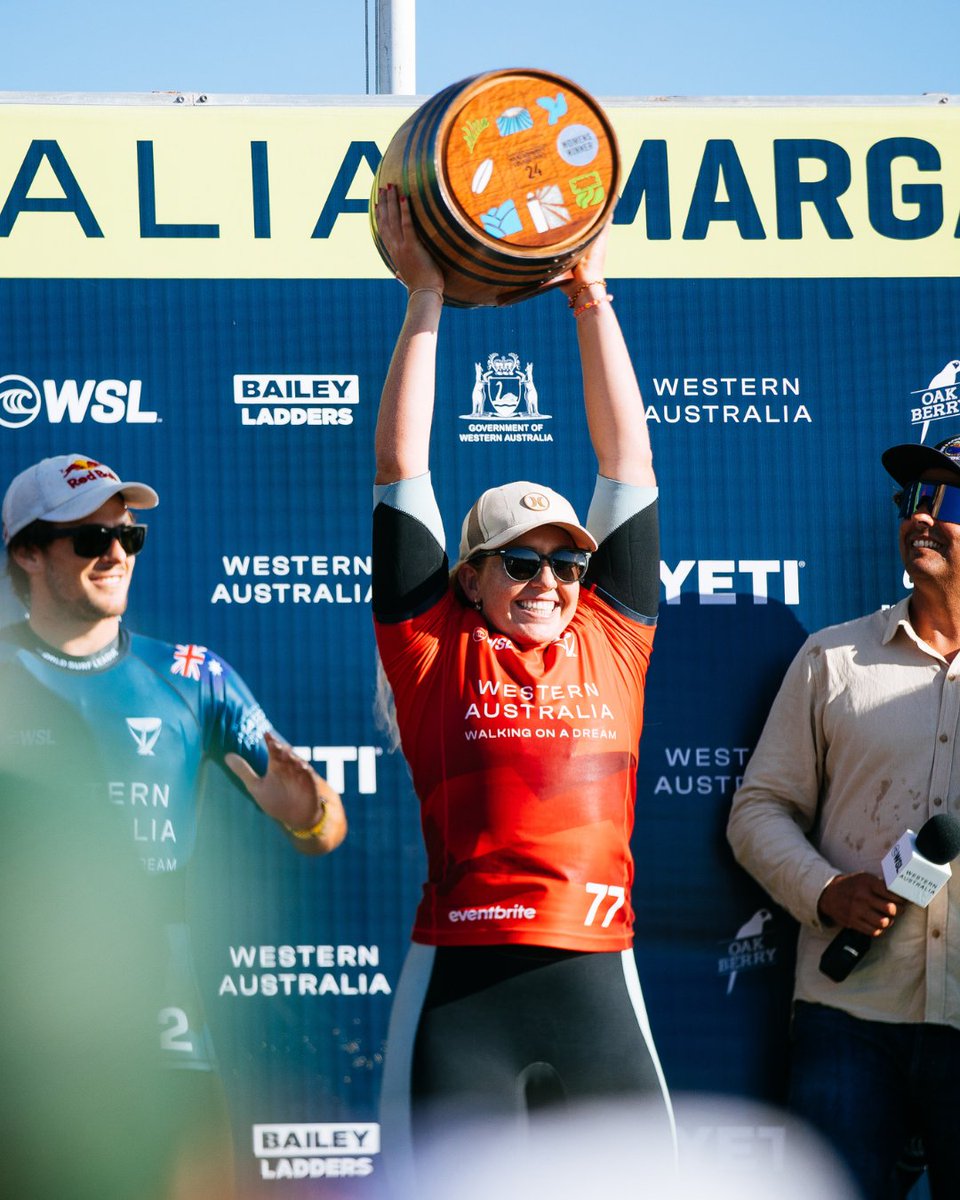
[283,805,328,840]
[573,293,614,318]
[567,279,606,309]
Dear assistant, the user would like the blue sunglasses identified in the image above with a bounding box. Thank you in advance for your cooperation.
[896,480,960,526]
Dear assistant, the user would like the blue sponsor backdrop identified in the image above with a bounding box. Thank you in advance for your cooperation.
[2,275,958,1191]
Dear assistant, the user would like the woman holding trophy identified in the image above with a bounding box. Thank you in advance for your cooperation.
[372,181,674,1171]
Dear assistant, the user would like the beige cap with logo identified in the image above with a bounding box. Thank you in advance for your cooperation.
[458,481,597,561]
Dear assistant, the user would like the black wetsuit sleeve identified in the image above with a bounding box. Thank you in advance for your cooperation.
[372,500,449,623]
[584,498,660,624]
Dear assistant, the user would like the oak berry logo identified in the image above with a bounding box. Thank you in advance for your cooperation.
[910,358,960,441]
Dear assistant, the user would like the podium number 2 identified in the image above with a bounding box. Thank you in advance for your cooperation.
[584,882,625,927]
[159,1006,194,1053]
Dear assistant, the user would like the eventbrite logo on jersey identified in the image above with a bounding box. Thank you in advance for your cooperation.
[0,375,157,427]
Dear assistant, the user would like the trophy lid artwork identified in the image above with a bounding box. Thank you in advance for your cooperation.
[371,68,620,307]
[442,73,616,251]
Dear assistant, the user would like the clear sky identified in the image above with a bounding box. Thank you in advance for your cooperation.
[1,0,957,99]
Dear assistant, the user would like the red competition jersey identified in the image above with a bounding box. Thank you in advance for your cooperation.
[375,587,654,950]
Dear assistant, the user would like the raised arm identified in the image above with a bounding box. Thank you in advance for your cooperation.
[557,220,654,487]
[374,185,446,484]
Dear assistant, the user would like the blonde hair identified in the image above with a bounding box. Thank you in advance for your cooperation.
[373,649,402,753]
[373,571,474,753]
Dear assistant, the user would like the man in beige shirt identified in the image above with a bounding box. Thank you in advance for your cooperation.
[728,435,960,1200]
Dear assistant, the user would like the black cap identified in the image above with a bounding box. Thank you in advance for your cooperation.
[881,434,960,488]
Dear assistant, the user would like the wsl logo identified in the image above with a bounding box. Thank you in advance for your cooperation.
[910,359,960,441]
[459,352,553,445]
[0,376,40,428]
[0,375,156,428]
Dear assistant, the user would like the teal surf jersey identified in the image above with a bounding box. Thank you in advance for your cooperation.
[0,620,272,1069]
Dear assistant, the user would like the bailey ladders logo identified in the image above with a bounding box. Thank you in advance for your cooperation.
[253,1122,378,1182]
[234,374,358,427]
[909,358,960,441]
[459,352,553,445]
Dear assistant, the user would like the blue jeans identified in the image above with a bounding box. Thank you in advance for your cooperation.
[789,1002,960,1200]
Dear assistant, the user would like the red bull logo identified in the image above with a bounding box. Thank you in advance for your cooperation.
[62,457,105,475]
[61,458,120,489]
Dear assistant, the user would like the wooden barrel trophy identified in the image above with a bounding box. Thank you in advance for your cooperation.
[371,68,620,307]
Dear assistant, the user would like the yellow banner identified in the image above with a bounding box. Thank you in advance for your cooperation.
[0,99,956,279]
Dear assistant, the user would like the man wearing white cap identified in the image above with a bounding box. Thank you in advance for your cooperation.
[1,452,346,1197]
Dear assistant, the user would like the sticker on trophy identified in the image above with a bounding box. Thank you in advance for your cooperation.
[480,200,523,238]
[471,158,495,194]
[570,170,606,209]
[556,123,599,166]
[526,185,571,233]
[496,106,534,137]
[536,92,568,125]
[462,117,490,154]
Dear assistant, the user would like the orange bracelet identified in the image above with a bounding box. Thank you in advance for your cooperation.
[573,293,614,318]
[567,279,607,309]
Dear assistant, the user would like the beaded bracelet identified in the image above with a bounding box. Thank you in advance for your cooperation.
[408,287,444,303]
[567,279,607,309]
[573,293,614,318]
[284,805,328,840]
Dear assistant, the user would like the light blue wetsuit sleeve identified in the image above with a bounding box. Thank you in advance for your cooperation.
[373,472,446,550]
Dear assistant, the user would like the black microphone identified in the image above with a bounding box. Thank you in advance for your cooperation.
[819,813,960,983]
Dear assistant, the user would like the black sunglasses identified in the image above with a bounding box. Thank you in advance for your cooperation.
[33,523,148,558]
[471,546,590,584]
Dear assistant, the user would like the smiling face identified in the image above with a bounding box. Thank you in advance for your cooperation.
[12,494,138,648]
[898,469,960,588]
[457,523,581,649]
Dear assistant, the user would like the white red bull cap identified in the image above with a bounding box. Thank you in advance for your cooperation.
[2,454,159,544]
